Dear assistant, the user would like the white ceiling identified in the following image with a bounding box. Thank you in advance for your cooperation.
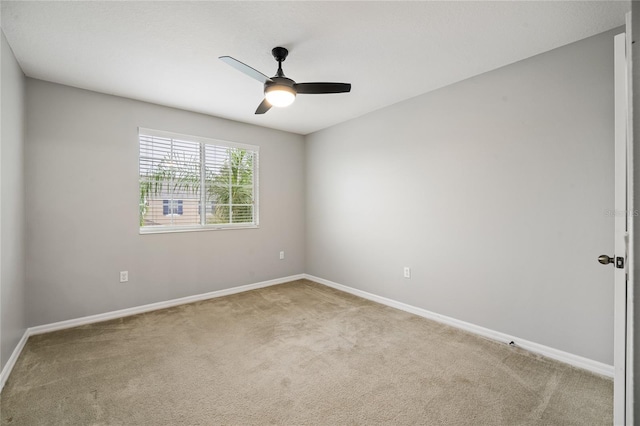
[0,1,630,135]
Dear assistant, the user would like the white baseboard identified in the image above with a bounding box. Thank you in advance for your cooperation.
[304,274,614,378]
[0,329,29,392]
[0,274,304,392]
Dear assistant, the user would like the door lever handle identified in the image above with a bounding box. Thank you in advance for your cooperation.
[598,254,625,269]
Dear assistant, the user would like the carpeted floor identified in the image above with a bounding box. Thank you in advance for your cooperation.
[0,279,612,425]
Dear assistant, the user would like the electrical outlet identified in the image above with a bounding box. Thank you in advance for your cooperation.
[120,271,129,283]
[279,251,285,260]
[403,267,411,279]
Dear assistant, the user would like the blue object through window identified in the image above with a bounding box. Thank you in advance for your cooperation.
[163,200,183,215]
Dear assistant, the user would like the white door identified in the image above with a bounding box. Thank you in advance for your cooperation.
[610,19,633,425]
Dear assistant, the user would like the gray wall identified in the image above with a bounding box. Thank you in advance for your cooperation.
[306,29,618,365]
[25,80,305,326]
[0,31,26,370]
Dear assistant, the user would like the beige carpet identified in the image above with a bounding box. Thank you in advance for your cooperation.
[0,279,612,425]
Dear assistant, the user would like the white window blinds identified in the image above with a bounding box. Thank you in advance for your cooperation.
[139,128,259,233]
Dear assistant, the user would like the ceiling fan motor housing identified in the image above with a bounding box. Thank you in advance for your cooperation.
[266,76,295,90]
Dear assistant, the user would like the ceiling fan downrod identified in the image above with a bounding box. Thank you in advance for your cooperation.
[272,47,288,77]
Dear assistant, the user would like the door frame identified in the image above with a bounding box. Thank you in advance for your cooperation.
[624,11,635,425]
[613,13,634,425]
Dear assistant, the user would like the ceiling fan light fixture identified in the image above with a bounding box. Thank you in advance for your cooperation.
[265,85,296,107]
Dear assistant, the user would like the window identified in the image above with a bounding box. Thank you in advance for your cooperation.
[139,128,259,233]
[163,200,183,216]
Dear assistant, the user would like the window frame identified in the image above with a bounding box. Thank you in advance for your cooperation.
[138,128,260,235]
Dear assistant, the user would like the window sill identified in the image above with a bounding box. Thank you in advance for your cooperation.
[139,224,259,235]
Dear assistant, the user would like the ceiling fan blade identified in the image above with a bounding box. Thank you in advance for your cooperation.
[294,82,351,94]
[219,56,272,84]
[255,99,272,114]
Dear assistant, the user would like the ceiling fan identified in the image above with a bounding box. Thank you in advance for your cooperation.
[219,47,351,114]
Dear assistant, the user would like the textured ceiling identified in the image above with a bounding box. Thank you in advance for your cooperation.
[0,1,630,135]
